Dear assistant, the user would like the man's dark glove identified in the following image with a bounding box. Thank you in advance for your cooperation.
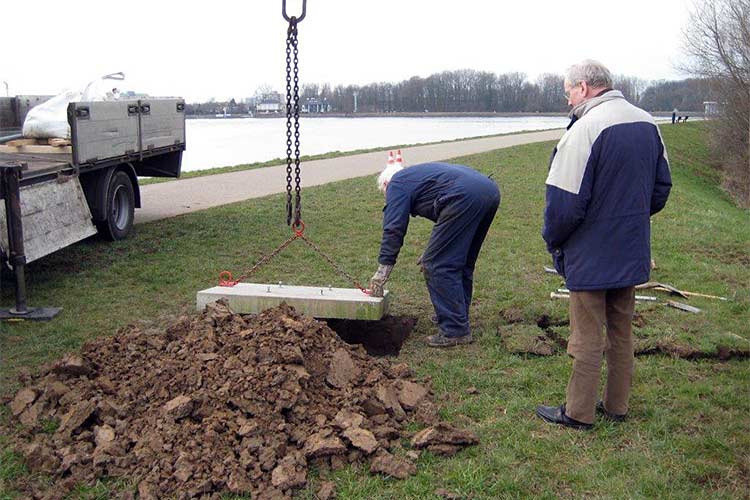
[369,264,393,297]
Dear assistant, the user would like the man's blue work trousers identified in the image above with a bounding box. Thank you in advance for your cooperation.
[421,180,500,337]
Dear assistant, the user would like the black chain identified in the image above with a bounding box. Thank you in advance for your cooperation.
[296,233,367,292]
[285,18,301,226]
[220,229,367,292]
[223,232,299,285]
[217,3,368,293]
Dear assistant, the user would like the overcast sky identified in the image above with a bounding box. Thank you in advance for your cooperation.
[3,0,693,102]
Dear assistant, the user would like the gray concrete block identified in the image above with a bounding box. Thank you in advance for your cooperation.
[196,283,390,320]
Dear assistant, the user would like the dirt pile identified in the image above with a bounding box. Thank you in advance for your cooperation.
[6,301,478,498]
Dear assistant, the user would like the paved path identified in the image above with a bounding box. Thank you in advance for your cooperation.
[135,128,564,224]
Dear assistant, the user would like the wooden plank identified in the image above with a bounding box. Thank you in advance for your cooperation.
[0,144,73,154]
[5,138,40,146]
[48,138,71,147]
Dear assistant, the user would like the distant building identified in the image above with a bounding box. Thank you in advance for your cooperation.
[703,101,719,115]
[302,97,330,113]
[257,92,283,113]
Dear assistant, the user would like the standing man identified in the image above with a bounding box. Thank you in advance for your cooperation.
[537,60,672,429]
[369,159,500,347]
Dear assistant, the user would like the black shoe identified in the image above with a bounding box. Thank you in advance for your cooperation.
[596,401,627,422]
[536,404,593,430]
[426,332,473,347]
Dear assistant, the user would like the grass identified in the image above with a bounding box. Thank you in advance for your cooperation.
[1,122,749,498]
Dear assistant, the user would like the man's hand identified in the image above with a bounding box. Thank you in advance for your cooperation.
[369,264,393,297]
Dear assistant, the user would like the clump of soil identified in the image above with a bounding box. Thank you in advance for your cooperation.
[499,306,526,325]
[633,337,749,360]
[535,314,569,329]
[497,324,560,356]
[5,302,478,498]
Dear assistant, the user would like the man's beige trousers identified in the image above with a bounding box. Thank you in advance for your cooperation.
[565,287,636,424]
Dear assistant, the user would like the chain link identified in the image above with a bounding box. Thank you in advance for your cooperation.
[223,230,367,292]
[228,233,299,285]
[297,233,367,292]
[285,18,302,226]
[292,34,302,226]
[286,17,297,225]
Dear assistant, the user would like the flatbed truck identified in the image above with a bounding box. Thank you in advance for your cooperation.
[0,96,186,319]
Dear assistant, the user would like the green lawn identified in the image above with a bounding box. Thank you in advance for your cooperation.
[1,122,749,498]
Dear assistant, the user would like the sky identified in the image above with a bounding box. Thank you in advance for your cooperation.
[2,0,694,103]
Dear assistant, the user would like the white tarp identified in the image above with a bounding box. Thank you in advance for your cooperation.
[22,72,126,139]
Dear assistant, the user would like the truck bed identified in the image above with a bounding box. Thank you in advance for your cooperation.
[0,151,73,183]
[0,143,183,187]
[0,98,186,186]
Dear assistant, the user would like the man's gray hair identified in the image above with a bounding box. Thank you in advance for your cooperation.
[565,60,613,89]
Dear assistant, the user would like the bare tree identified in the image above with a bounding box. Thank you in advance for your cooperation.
[253,84,275,99]
[613,75,648,104]
[681,0,750,206]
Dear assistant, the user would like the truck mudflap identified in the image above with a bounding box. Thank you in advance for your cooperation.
[0,176,97,263]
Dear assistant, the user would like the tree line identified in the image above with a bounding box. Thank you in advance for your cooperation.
[297,71,661,114]
[187,72,714,116]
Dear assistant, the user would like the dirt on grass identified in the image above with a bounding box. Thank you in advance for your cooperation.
[4,301,478,499]
[497,313,749,360]
[497,324,560,356]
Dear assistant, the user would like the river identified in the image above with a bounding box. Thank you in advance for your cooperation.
[182,115,572,172]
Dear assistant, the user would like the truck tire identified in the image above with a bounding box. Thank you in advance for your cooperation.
[96,171,135,241]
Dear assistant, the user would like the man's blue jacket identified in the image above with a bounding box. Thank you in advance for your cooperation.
[543,90,672,290]
[379,162,495,265]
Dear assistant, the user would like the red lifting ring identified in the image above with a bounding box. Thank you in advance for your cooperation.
[219,271,238,287]
[292,220,305,237]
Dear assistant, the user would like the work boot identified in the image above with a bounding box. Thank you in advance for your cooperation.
[536,404,593,430]
[426,331,473,348]
[596,401,627,422]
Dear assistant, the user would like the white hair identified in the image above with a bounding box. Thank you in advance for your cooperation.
[377,165,403,193]
[565,59,612,89]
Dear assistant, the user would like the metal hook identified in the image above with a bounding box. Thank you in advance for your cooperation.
[282,0,306,23]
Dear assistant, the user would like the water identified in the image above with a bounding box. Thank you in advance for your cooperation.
[182,116,571,172]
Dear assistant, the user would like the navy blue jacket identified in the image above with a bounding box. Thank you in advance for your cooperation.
[543,91,672,290]
[379,162,494,265]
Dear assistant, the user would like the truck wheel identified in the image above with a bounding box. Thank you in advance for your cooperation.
[96,171,135,241]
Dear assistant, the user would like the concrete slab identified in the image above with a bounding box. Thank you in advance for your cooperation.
[196,282,390,320]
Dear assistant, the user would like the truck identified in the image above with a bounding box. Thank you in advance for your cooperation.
[0,95,186,319]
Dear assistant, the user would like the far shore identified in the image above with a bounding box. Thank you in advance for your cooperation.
[187,110,704,120]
